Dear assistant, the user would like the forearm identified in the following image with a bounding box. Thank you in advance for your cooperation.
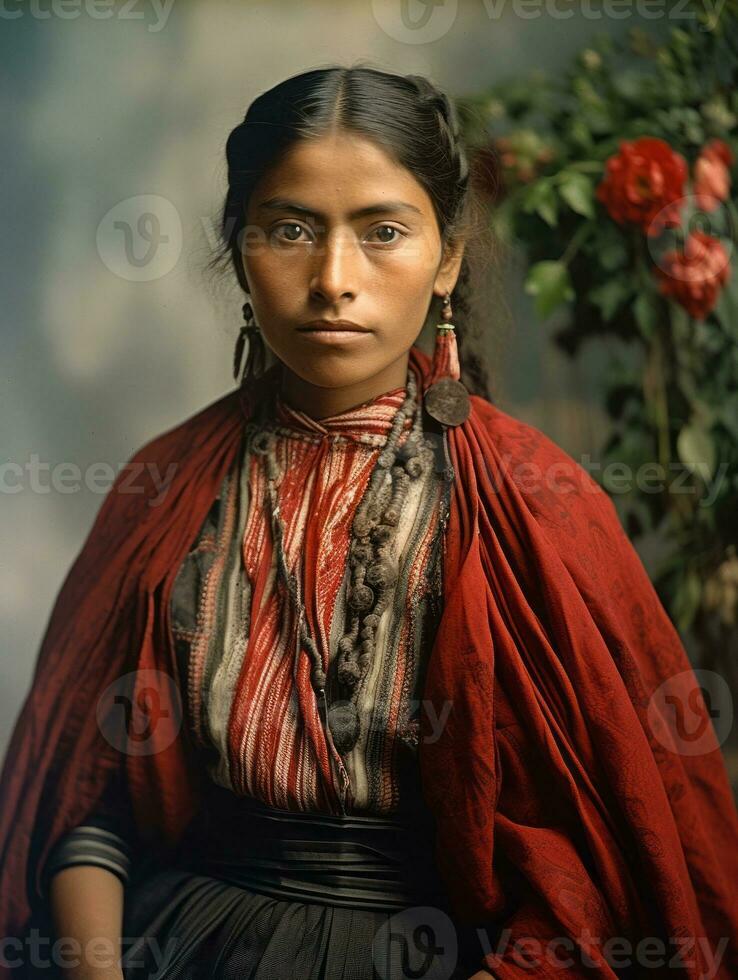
[49,864,125,980]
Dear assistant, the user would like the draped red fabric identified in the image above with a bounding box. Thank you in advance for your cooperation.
[1,344,737,979]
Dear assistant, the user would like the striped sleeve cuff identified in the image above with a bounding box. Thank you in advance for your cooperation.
[41,825,134,896]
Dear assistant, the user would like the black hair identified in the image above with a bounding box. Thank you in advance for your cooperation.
[207,63,509,401]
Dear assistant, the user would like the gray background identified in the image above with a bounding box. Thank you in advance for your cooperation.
[1,1,679,761]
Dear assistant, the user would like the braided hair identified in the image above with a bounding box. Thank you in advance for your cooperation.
[208,64,505,400]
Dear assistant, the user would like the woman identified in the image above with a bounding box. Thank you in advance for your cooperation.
[1,65,738,980]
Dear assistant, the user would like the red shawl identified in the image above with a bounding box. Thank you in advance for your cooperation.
[1,344,737,979]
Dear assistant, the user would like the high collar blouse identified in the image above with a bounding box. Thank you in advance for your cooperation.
[169,380,446,817]
[40,380,448,894]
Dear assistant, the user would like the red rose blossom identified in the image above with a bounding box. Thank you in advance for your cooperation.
[703,138,734,168]
[596,137,687,237]
[693,139,734,212]
[653,230,731,320]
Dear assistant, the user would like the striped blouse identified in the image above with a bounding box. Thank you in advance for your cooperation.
[41,381,447,892]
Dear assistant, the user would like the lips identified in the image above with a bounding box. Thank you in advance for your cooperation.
[298,320,370,332]
[296,322,372,346]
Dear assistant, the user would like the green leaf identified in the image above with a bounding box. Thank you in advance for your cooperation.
[690,397,717,430]
[524,261,574,319]
[633,292,659,338]
[672,568,702,634]
[717,394,738,440]
[537,197,558,228]
[570,118,593,150]
[558,172,595,219]
[599,240,628,271]
[612,69,647,101]
[581,108,614,136]
[712,266,738,336]
[589,278,634,322]
[520,180,559,228]
[675,366,700,406]
[677,421,716,481]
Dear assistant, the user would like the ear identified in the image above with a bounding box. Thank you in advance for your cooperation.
[433,236,466,298]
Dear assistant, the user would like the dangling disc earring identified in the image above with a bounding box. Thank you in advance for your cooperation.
[233,296,266,384]
[424,291,470,427]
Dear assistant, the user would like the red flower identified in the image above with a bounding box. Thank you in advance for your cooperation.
[653,231,731,320]
[703,138,734,168]
[693,139,734,212]
[596,137,687,237]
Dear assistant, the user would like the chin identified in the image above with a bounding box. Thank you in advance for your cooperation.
[280,352,381,388]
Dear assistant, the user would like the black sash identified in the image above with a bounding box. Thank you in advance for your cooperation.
[174,782,450,913]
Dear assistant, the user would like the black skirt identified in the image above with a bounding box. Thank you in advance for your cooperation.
[120,783,475,980]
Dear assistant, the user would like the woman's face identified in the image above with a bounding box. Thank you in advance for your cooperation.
[241,130,464,416]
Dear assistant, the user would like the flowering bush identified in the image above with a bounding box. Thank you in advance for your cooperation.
[458,6,738,668]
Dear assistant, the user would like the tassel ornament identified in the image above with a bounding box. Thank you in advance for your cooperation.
[234,300,266,384]
[424,292,470,427]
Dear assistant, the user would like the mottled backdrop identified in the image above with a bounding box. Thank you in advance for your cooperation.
[1,0,670,758]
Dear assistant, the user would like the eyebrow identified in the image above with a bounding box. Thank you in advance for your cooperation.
[256,197,423,220]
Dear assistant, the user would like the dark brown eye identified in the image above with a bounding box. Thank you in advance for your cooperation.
[369,225,402,245]
[273,223,306,242]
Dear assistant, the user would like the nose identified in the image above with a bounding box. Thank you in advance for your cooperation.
[309,227,358,304]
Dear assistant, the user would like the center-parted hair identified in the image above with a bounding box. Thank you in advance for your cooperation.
[209,64,505,399]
